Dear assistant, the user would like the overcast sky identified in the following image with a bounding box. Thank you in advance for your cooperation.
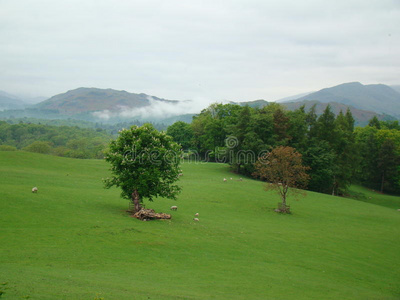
[1,0,399,104]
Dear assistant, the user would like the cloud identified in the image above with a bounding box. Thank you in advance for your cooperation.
[0,0,399,101]
[92,96,213,120]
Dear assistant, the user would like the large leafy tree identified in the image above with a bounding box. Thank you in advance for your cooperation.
[354,126,379,187]
[316,105,337,146]
[253,146,310,213]
[104,124,182,213]
[377,138,400,193]
[166,121,193,150]
[302,139,336,193]
[287,105,308,151]
[332,109,357,195]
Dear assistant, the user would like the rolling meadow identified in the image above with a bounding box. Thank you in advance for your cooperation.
[1,151,400,299]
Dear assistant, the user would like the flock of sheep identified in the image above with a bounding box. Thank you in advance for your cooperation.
[170,205,199,221]
[31,176,247,221]
[169,177,244,221]
[223,177,243,182]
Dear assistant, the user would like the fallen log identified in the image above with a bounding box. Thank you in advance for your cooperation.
[132,208,172,221]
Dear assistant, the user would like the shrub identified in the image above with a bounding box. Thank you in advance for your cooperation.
[0,145,17,151]
[23,141,52,154]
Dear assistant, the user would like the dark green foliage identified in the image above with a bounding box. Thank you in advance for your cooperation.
[377,139,400,193]
[180,102,400,195]
[191,103,241,159]
[302,140,336,193]
[0,145,16,151]
[380,120,400,130]
[316,105,337,146]
[0,121,111,158]
[23,141,52,154]
[166,121,193,150]
[368,116,381,129]
[354,124,400,193]
[332,110,357,195]
[287,105,308,150]
[103,124,182,207]
[272,106,290,144]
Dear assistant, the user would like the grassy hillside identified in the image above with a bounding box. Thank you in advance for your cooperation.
[347,185,400,210]
[1,152,400,299]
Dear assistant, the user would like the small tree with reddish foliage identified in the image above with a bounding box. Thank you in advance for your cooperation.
[253,146,310,213]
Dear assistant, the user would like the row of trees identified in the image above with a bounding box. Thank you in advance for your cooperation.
[167,103,400,195]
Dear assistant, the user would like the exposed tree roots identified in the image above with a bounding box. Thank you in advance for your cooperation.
[131,208,172,221]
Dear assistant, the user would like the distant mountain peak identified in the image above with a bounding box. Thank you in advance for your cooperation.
[291,82,400,118]
[34,87,180,115]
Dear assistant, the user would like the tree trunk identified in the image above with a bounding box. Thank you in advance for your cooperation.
[132,189,141,213]
[380,172,385,193]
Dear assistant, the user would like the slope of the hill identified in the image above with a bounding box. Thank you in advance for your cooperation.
[292,82,400,117]
[282,100,394,126]
[391,85,400,94]
[347,185,400,210]
[233,99,393,126]
[0,91,26,111]
[0,152,400,299]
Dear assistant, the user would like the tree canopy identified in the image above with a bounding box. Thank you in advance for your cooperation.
[253,146,310,213]
[104,124,182,212]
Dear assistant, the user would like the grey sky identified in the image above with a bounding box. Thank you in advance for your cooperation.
[1,0,399,104]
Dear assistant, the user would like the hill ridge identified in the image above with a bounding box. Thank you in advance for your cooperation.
[292,82,400,117]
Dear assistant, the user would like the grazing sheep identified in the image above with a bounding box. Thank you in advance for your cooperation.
[230,178,233,180]
[223,178,227,182]
[193,218,199,221]
[32,187,38,193]
[195,213,199,217]
[239,178,243,181]
[170,206,178,211]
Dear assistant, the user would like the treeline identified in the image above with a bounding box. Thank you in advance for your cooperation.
[3,117,168,133]
[167,103,400,195]
[0,121,112,159]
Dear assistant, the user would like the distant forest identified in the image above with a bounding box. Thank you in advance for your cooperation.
[166,103,400,195]
[1,102,399,195]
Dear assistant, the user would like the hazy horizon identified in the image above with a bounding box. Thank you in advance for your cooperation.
[1,0,400,106]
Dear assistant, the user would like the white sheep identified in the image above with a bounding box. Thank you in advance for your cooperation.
[223,178,227,182]
[170,205,178,211]
[195,213,199,217]
[193,218,199,221]
[32,187,38,193]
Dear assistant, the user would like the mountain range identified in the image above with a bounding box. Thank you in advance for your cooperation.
[287,82,400,118]
[0,91,26,111]
[0,82,399,126]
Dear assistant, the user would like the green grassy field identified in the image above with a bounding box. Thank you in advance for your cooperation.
[347,184,400,210]
[1,151,400,300]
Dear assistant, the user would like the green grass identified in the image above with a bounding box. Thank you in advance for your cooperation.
[347,184,400,210]
[1,151,400,299]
